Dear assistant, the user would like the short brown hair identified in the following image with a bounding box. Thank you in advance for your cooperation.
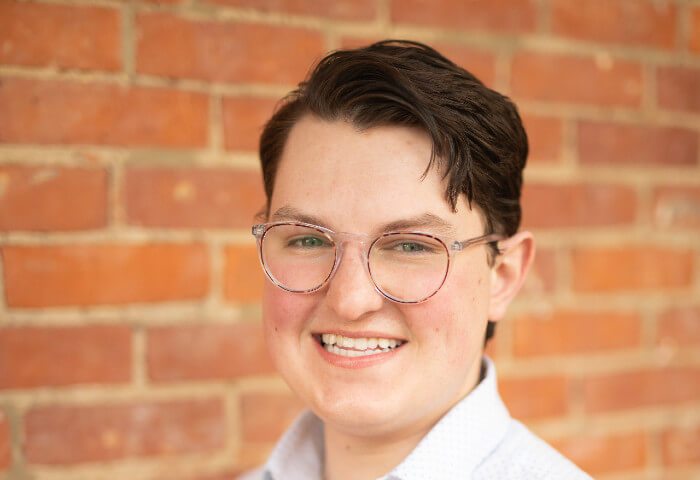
[258,40,529,343]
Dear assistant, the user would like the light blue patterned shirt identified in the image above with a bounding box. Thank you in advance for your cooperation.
[240,357,593,480]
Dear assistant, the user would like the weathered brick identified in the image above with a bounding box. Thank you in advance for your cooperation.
[584,367,700,412]
[0,326,131,389]
[521,114,563,163]
[240,392,305,443]
[2,244,209,307]
[511,53,643,107]
[550,432,647,475]
[654,186,700,229]
[0,410,9,471]
[0,166,107,231]
[147,323,274,382]
[0,78,208,147]
[522,183,637,228]
[24,399,225,464]
[222,97,278,151]
[513,310,641,357]
[224,245,265,303]
[657,307,700,348]
[662,426,700,466]
[390,0,537,33]
[551,0,676,49]
[578,121,698,167]
[202,0,377,20]
[571,247,693,292]
[691,8,700,52]
[0,1,121,71]
[499,375,569,420]
[657,66,700,114]
[125,168,265,229]
[136,13,324,85]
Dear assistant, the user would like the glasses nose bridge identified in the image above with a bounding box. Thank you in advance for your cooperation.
[329,231,372,278]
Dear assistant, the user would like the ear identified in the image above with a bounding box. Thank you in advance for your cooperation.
[488,231,535,321]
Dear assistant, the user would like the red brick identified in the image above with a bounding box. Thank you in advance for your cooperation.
[511,52,643,107]
[0,410,9,471]
[550,432,647,475]
[572,247,693,292]
[657,307,700,348]
[654,186,700,229]
[24,399,225,464]
[0,166,107,231]
[522,183,637,228]
[390,0,537,34]
[125,168,265,229]
[499,375,569,419]
[551,0,676,49]
[136,13,324,85]
[578,121,698,167]
[202,0,377,20]
[662,426,700,466]
[222,97,278,151]
[0,326,131,389]
[657,66,700,114]
[521,114,563,163]
[0,1,120,71]
[147,323,274,382]
[240,392,305,443]
[521,247,556,295]
[2,244,209,307]
[691,8,700,52]
[224,245,265,303]
[0,78,208,147]
[584,367,700,412]
[513,310,641,357]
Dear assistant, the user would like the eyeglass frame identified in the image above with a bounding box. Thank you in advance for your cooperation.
[251,221,505,304]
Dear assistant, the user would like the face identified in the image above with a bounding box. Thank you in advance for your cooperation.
[262,116,495,440]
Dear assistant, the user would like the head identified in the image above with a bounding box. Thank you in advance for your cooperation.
[256,40,534,439]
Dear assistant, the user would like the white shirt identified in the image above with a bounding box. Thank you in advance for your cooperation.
[240,357,593,480]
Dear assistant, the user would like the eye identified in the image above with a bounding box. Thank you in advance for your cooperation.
[288,236,328,248]
[398,242,424,253]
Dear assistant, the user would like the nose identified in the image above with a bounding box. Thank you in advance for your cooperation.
[323,242,384,320]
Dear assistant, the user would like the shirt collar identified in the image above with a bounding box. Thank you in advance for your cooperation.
[263,356,510,480]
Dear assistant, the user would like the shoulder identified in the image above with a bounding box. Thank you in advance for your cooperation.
[236,466,265,480]
[475,420,594,480]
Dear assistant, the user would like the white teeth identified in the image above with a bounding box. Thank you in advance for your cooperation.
[320,333,404,357]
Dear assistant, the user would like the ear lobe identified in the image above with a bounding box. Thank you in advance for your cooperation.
[488,231,535,321]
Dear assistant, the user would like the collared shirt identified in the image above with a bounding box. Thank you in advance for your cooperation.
[240,357,593,480]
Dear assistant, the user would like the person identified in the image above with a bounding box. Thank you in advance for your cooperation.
[241,40,592,480]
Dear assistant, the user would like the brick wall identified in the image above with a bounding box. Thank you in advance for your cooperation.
[0,0,698,479]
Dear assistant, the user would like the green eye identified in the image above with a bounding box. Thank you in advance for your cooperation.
[289,236,327,248]
[400,242,424,253]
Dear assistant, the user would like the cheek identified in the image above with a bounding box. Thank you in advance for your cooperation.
[262,283,315,347]
[407,267,490,364]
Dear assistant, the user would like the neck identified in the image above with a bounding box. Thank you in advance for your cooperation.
[323,424,427,480]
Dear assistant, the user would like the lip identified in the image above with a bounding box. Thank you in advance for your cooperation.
[312,334,406,369]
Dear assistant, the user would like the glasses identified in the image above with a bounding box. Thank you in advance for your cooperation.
[252,222,504,304]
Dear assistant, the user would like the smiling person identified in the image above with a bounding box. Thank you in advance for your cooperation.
[241,40,592,480]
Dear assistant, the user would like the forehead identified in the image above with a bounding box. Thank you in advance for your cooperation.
[270,115,482,234]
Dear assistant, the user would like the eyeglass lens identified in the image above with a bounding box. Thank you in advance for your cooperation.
[261,224,449,302]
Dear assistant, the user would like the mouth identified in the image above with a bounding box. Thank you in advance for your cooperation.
[313,333,406,358]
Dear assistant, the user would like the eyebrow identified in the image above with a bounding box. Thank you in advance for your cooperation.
[270,206,457,237]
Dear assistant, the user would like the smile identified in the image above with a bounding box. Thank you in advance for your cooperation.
[318,333,405,358]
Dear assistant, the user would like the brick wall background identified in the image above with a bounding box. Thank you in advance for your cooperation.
[0,0,698,479]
